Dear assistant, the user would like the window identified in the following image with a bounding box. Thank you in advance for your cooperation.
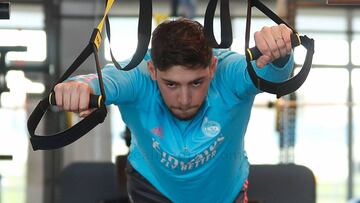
[110,105,129,162]
[352,69,360,198]
[294,33,349,66]
[0,4,45,63]
[295,69,349,203]
[296,9,347,32]
[0,30,46,63]
[352,35,360,66]
[353,10,360,33]
[296,9,349,66]
[0,4,45,203]
[245,105,279,164]
[294,9,350,203]
[0,5,43,29]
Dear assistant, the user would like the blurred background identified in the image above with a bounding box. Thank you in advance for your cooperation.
[0,0,359,203]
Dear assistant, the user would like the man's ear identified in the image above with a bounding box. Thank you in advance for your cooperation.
[147,61,157,81]
[209,56,217,79]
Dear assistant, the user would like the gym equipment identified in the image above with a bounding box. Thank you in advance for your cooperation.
[244,0,314,98]
[27,0,152,150]
[248,164,316,203]
[203,0,314,98]
[0,2,9,20]
[56,162,128,203]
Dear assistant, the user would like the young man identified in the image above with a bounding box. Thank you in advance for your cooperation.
[54,18,294,202]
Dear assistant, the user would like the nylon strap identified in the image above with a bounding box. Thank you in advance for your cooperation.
[94,0,115,49]
[27,0,120,150]
[27,32,107,150]
[245,0,315,98]
[28,0,153,150]
[203,0,232,48]
[105,0,152,71]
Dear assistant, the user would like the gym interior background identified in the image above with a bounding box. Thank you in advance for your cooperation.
[0,0,359,202]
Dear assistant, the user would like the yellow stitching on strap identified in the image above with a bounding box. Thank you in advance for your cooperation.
[98,95,103,108]
[246,48,253,61]
[94,0,115,49]
[97,0,115,32]
[94,31,102,50]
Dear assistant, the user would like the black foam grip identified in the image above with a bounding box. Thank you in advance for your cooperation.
[49,93,102,109]
[248,33,301,61]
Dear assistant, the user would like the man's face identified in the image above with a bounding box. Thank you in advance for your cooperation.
[148,57,217,120]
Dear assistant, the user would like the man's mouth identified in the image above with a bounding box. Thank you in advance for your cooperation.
[173,106,196,112]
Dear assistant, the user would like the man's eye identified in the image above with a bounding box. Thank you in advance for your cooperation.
[193,81,202,87]
[167,83,176,88]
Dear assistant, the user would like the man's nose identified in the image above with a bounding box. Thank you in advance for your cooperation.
[178,87,191,107]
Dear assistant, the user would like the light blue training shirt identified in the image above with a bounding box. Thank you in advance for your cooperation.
[78,49,294,203]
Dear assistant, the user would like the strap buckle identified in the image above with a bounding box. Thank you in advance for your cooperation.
[90,29,102,50]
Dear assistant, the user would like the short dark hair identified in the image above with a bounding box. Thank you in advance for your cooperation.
[150,18,212,71]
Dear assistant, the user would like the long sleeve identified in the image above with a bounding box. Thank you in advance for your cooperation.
[213,49,294,100]
[68,54,155,106]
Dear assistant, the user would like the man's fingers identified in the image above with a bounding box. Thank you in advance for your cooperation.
[63,85,71,111]
[255,26,284,60]
[273,25,288,57]
[254,24,293,67]
[70,86,80,112]
[265,26,281,59]
[53,80,93,112]
[279,24,292,53]
[256,55,272,68]
[254,30,273,60]
[275,38,287,57]
[54,84,63,107]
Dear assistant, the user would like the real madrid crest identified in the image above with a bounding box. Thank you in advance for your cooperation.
[201,117,221,137]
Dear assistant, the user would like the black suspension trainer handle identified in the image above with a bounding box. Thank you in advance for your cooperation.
[27,30,108,151]
[246,33,301,61]
[245,0,315,98]
[27,0,152,150]
[49,92,103,109]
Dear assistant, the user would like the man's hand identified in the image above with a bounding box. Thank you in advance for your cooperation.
[53,81,94,117]
[254,24,293,68]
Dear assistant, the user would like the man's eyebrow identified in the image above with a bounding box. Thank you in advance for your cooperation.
[161,78,179,84]
[161,76,206,84]
[190,76,206,83]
